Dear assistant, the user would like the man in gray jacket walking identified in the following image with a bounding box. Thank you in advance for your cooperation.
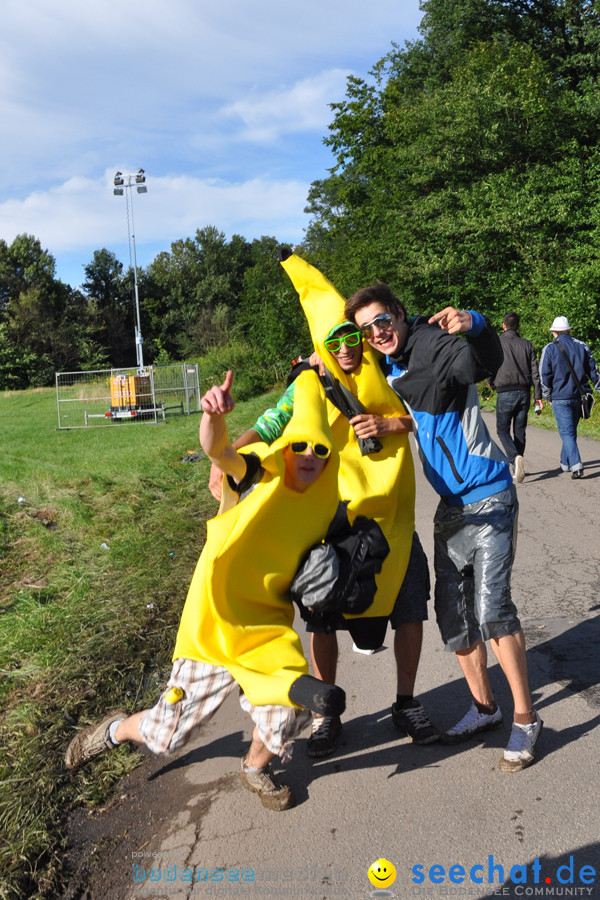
[490,312,543,483]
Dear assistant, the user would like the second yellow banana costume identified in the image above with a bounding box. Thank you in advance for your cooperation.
[280,253,416,619]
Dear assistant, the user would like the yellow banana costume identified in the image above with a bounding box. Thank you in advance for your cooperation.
[280,253,415,619]
[173,370,339,707]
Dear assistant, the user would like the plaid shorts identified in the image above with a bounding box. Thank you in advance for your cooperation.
[138,658,312,762]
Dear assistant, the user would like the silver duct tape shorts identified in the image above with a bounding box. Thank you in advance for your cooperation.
[433,485,520,651]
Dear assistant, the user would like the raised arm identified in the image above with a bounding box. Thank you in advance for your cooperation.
[428,307,473,334]
[429,307,504,382]
[200,370,247,483]
[208,429,262,501]
[207,381,296,501]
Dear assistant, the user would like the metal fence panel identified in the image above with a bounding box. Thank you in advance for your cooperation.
[55,364,200,429]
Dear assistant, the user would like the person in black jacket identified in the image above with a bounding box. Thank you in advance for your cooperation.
[489,312,543,484]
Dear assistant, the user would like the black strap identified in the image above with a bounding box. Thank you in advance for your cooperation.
[286,361,383,455]
[320,370,383,455]
[555,341,586,399]
[226,452,263,495]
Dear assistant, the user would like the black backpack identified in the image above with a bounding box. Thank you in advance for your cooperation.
[290,501,389,626]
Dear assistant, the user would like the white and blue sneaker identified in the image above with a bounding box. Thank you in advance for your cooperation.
[441,702,503,744]
[499,711,543,772]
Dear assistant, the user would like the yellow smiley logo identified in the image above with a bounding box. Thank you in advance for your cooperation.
[368,858,396,888]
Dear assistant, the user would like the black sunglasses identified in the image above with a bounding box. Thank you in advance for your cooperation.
[290,441,331,459]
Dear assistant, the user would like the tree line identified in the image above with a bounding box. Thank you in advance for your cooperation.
[0,230,311,397]
[2,0,600,394]
[303,0,600,356]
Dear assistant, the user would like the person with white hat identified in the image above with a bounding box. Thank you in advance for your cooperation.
[539,316,600,478]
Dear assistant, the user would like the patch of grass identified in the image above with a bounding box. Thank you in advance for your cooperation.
[0,384,284,900]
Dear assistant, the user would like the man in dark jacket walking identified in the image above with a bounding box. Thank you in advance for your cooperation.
[540,316,600,479]
[490,312,543,484]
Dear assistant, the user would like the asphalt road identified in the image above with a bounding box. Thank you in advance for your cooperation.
[65,414,600,900]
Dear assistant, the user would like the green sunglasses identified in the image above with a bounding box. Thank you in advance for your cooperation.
[324,331,362,352]
[290,441,331,459]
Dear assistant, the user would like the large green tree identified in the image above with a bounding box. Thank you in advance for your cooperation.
[82,249,134,369]
[0,235,93,388]
[238,236,311,365]
[304,0,600,353]
[145,227,253,359]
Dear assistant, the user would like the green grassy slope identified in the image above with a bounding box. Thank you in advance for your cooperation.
[0,386,282,900]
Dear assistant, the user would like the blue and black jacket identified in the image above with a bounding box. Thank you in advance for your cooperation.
[382,312,512,507]
[539,333,600,401]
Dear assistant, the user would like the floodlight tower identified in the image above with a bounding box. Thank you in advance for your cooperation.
[113,169,148,370]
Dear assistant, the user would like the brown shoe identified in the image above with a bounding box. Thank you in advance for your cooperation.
[65,710,128,770]
[240,757,295,811]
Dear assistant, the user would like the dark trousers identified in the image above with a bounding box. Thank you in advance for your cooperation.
[495,389,530,463]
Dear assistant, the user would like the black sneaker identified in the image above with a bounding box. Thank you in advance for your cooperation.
[391,699,440,744]
[571,469,584,479]
[306,715,342,758]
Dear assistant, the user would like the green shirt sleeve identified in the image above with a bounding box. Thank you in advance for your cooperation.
[252,381,296,444]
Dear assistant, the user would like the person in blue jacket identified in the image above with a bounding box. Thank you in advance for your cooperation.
[345,281,542,773]
[539,315,600,479]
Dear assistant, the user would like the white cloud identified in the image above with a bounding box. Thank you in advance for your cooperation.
[219,70,352,143]
[0,0,423,284]
[0,172,311,283]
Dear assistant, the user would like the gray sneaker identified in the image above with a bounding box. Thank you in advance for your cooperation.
[499,711,543,772]
[65,710,127,770]
[441,702,503,744]
[240,757,295,811]
[514,455,525,483]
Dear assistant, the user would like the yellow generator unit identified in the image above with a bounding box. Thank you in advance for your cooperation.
[110,374,152,410]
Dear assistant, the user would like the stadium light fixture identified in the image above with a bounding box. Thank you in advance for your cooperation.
[113,170,148,370]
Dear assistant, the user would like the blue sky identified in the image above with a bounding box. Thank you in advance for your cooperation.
[0,0,423,290]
